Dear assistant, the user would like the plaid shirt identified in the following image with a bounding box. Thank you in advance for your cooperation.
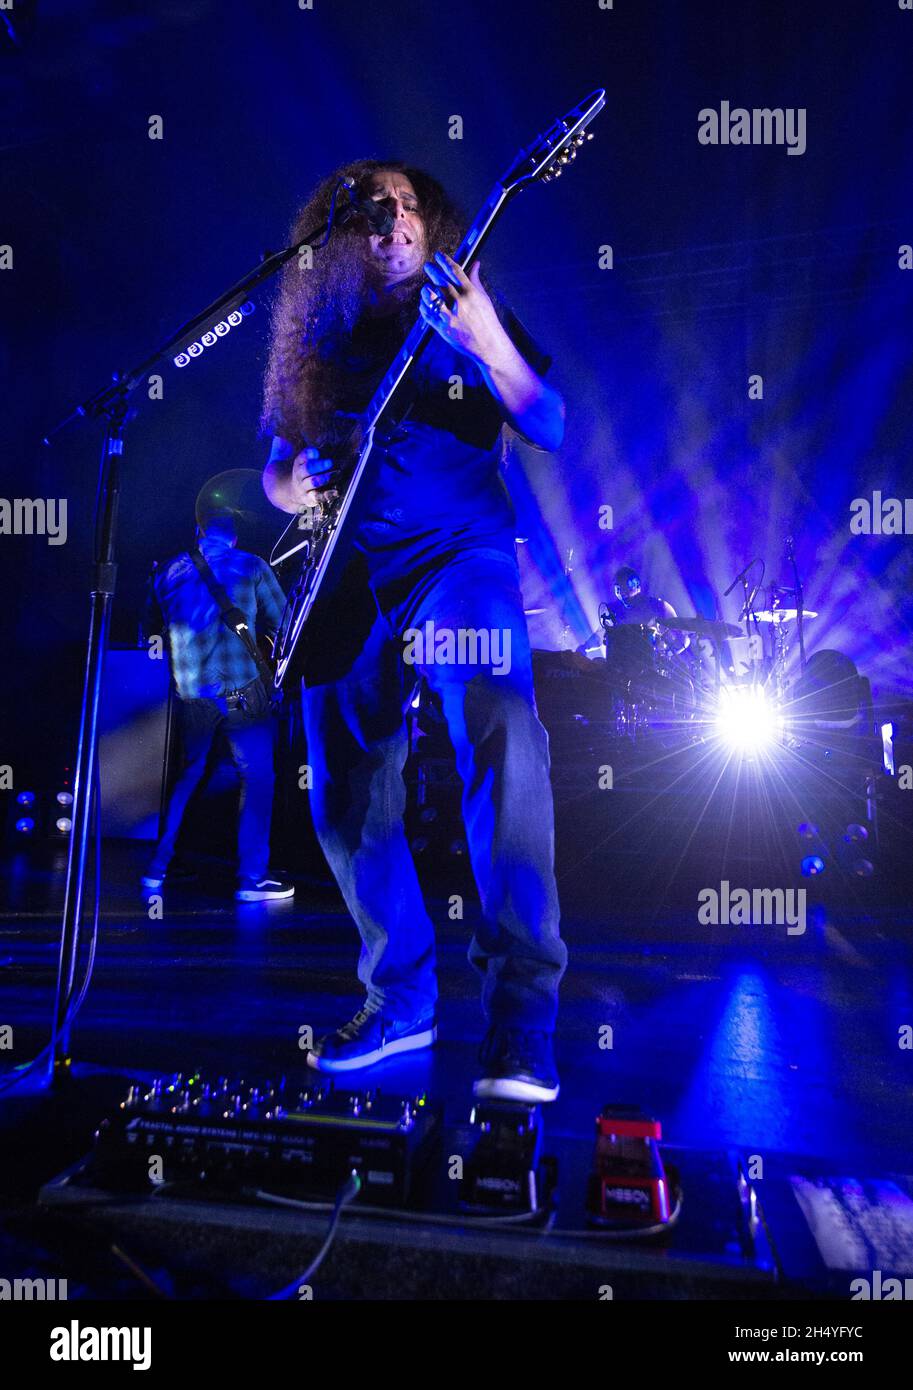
[146,537,287,700]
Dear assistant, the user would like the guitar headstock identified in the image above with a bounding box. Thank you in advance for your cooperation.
[500,89,606,193]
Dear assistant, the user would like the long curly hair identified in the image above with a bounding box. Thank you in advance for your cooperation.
[261,160,464,448]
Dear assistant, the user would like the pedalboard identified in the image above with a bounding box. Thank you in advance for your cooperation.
[87,1076,680,1234]
[91,1073,441,1207]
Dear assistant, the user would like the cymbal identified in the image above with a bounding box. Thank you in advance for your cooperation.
[753,608,818,624]
[195,468,278,559]
[661,616,743,639]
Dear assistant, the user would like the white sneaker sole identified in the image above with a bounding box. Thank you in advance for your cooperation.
[307,1025,437,1072]
[473,1076,560,1103]
[236,886,295,901]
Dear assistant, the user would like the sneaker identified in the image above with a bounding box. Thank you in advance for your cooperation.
[307,1001,437,1072]
[473,1026,560,1103]
[236,876,295,901]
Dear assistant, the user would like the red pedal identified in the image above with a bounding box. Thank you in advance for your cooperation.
[587,1105,673,1227]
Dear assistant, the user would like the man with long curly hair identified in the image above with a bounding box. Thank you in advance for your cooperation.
[261,160,567,1102]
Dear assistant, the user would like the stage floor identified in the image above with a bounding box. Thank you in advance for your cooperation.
[1,841,912,1299]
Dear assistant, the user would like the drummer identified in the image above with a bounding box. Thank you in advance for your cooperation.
[579,566,689,657]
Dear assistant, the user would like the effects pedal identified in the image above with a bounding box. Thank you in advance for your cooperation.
[459,1100,557,1215]
[586,1105,675,1228]
[90,1073,441,1208]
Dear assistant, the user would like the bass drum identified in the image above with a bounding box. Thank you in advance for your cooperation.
[603,623,658,691]
[604,625,698,735]
[531,649,618,726]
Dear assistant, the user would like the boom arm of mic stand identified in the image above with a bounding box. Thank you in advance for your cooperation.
[43,218,333,442]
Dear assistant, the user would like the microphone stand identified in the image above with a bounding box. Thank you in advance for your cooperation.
[559,546,574,649]
[42,209,342,1086]
[786,537,807,676]
[724,558,763,685]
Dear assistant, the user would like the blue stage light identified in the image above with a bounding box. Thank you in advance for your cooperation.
[15,817,36,834]
[16,791,36,806]
[800,854,826,876]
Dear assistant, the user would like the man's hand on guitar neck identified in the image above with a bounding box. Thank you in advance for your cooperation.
[420,252,565,453]
[419,252,506,368]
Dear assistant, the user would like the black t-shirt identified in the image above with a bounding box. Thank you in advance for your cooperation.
[330,302,551,587]
[604,595,669,628]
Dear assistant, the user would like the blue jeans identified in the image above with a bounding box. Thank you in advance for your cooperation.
[150,680,276,881]
[300,548,566,1030]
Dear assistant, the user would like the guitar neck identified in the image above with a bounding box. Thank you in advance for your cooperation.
[362,183,516,431]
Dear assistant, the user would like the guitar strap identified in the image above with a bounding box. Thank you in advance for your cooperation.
[190,550,276,695]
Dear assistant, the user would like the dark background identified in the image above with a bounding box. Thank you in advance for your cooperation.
[2,0,911,786]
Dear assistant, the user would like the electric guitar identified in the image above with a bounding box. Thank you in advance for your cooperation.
[269,88,606,689]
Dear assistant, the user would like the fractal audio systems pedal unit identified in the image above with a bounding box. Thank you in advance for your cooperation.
[90,1073,442,1207]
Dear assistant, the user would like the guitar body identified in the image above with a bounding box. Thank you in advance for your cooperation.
[269,88,606,690]
[272,423,377,686]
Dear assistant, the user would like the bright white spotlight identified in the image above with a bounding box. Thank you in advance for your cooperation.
[715,685,781,756]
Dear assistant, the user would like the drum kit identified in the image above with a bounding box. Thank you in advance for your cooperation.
[188,497,824,745]
[528,578,819,743]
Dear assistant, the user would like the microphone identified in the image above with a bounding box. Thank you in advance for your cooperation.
[723,558,760,597]
[338,178,395,237]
